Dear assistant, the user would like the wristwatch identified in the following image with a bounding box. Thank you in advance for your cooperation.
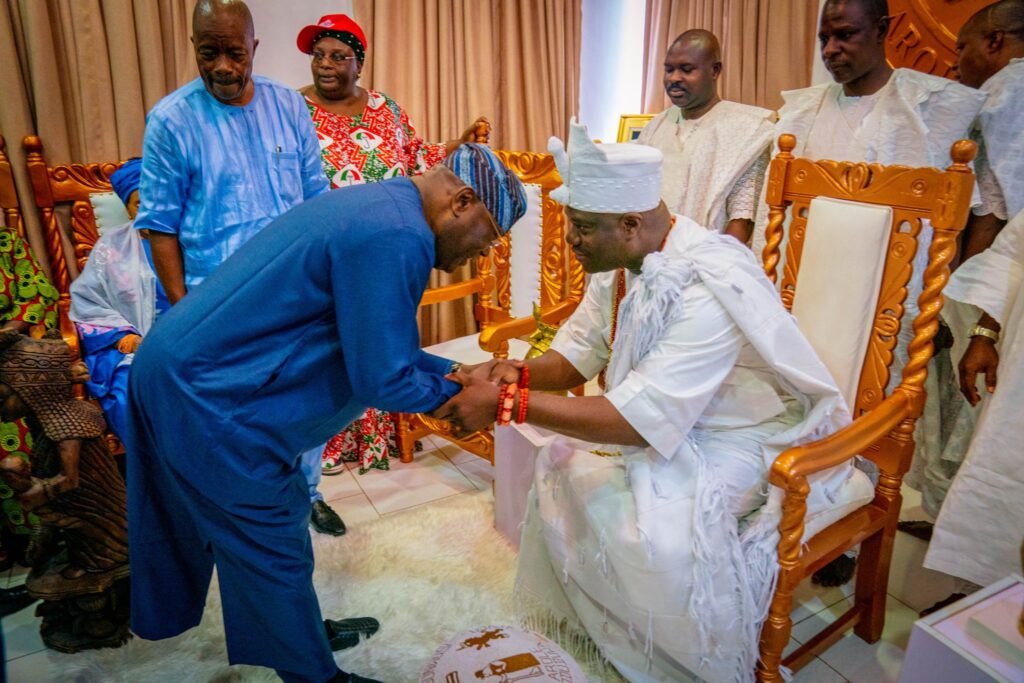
[449,361,463,374]
[969,324,999,343]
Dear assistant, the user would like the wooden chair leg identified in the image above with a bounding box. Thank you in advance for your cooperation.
[757,571,797,682]
[853,524,895,642]
[393,413,415,464]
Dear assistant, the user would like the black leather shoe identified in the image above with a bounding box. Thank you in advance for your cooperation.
[327,669,384,683]
[310,501,346,536]
[0,584,37,617]
[325,616,379,651]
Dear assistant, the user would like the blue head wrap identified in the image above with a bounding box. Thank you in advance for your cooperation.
[110,157,142,205]
[442,144,527,235]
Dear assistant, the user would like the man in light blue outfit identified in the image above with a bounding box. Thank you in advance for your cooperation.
[135,0,343,534]
[125,143,527,683]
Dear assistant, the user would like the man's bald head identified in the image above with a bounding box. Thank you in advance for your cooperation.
[193,0,253,38]
[956,0,1024,87]
[822,0,889,25]
[671,29,722,64]
[191,0,258,105]
[663,28,722,118]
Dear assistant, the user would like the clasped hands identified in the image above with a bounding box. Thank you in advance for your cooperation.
[431,358,523,435]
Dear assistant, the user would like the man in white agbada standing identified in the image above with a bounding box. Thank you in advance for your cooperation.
[435,121,874,683]
[750,0,986,586]
[636,29,774,244]
[903,0,1024,546]
[924,206,1024,596]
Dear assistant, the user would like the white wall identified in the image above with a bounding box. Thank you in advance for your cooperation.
[578,0,647,143]
[246,0,353,89]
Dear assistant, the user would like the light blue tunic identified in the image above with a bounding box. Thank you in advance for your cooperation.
[136,76,329,287]
[126,180,458,681]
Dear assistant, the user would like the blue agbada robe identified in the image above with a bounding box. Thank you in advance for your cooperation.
[125,179,458,682]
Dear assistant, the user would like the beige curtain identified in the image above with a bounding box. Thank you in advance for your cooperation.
[0,0,194,273]
[642,0,818,114]
[352,0,582,344]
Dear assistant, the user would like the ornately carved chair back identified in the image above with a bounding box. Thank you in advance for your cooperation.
[762,133,976,424]
[488,150,584,326]
[22,136,123,304]
[755,134,976,682]
[0,135,24,236]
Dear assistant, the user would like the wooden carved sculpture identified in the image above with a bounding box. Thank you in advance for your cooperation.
[0,329,129,653]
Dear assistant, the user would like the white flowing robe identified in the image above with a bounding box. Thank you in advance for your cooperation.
[636,101,774,235]
[515,217,874,683]
[924,208,1024,587]
[910,58,1024,516]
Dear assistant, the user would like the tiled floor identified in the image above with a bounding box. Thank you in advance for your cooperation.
[2,438,959,682]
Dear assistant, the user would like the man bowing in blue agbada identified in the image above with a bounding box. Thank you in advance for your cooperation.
[125,144,527,683]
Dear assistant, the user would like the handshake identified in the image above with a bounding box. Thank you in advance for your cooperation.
[431,358,527,435]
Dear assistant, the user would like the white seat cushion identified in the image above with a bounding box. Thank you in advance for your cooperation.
[89,192,131,234]
[424,334,532,366]
[791,197,892,409]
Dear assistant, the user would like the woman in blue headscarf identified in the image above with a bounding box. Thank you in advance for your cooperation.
[68,158,168,439]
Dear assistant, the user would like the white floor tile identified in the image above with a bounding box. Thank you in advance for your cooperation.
[5,565,28,589]
[4,649,65,680]
[794,595,917,683]
[791,577,856,624]
[886,529,957,614]
[318,466,364,503]
[354,451,474,515]
[791,657,849,682]
[1,597,45,660]
[452,456,494,492]
[321,491,380,528]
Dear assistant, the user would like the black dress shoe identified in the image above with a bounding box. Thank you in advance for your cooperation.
[0,584,37,617]
[327,669,384,683]
[324,616,379,651]
[310,500,346,536]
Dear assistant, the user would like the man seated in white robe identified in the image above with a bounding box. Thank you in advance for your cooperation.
[636,29,774,245]
[435,121,874,683]
[904,0,1024,536]
[750,0,986,586]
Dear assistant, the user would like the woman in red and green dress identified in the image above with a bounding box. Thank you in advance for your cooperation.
[296,14,487,474]
[0,226,58,566]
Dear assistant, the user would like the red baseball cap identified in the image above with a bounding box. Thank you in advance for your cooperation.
[296,14,368,57]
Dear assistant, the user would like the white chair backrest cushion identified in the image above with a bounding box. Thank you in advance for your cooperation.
[89,192,131,234]
[790,197,892,410]
[507,183,543,318]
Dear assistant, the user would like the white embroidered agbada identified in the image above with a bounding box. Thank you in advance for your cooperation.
[636,101,774,234]
[924,208,1024,587]
[515,123,875,683]
[909,58,1024,516]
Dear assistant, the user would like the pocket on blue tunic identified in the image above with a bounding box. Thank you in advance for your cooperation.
[271,151,302,208]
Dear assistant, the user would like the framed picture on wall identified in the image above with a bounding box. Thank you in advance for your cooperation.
[617,115,654,142]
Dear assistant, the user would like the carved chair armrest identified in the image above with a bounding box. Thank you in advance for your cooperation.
[419,277,487,307]
[477,299,580,354]
[768,391,911,492]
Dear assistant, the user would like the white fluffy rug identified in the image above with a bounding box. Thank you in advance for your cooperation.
[52,492,530,682]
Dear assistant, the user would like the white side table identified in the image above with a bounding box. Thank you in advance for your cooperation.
[899,574,1024,683]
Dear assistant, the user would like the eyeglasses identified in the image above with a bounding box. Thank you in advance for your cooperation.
[311,51,357,65]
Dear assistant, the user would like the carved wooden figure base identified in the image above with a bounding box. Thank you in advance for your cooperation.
[34,575,130,653]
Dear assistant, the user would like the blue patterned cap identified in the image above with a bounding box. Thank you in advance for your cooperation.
[442,143,527,235]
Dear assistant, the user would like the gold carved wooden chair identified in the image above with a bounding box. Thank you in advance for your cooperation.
[755,134,976,681]
[0,135,25,236]
[395,150,584,464]
[22,136,126,356]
